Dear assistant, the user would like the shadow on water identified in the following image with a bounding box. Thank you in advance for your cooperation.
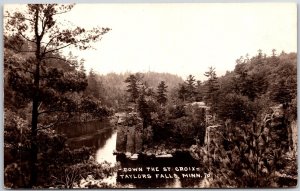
[55,120,115,150]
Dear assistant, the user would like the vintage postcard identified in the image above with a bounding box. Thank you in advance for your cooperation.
[3,3,297,188]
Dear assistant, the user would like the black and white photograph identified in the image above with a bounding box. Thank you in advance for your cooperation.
[3,3,297,188]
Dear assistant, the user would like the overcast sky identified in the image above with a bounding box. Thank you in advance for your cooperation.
[5,3,297,81]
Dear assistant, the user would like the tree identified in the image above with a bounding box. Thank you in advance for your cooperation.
[4,4,110,187]
[84,69,106,101]
[202,121,292,187]
[204,67,219,109]
[135,72,145,87]
[184,75,196,102]
[86,69,99,98]
[156,81,168,105]
[137,86,151,128]
[178,84,188,102]
[218,93,255,123]
[124,74,140,103]
[137,84,158,128]
[270,49,280,66]
[256,49,263,65]
[232,55,269,101]
[269,62,296,106]
[195,80,204,102]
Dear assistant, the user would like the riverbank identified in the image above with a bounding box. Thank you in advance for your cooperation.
[114,143,201,160]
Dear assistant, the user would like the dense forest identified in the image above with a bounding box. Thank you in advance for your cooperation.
[112,50,297,187]
[115,50,297,147]
[4,4,297,189]
[4,4,115,188]
[84,71,183,110]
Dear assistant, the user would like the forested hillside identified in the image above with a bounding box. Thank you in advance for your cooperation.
[216,51,297,123]
[4,4,114,188]
[4,3,297,189]
[117,50,297,187]
[84,71,183,109]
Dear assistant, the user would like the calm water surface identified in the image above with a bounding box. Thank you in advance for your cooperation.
[56,121,204,188]
[95,131,117,164]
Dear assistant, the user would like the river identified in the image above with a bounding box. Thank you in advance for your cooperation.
[56,120,205,188]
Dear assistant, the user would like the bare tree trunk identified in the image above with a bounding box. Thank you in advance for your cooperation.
[29,8,41,187]
[29,66,39,187]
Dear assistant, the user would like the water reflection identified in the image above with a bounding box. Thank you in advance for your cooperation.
[67,128,114,150]
[57,121,204,188]
[56,120,111,138]
[56,120,115,150]
[96,131,117,164]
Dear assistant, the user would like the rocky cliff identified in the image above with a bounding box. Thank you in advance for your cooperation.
[115,113,144,154]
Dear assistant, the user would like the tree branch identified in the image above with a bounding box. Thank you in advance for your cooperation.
[45,33,103,54]
[50,4,75,16]
[42,33,61,54]
[18,32,36,44]
[38,109,62,115]
[38,101,43,111]
[42,27,109,55]
[4,15,34,23]
[34,7,39,44]
[51,10,72,16]
[42,56,72,65]
[38,108,78,116]
[44,35,101,54]
[44,42,74,54]
[37,117,71,131]
[39,15,47,39]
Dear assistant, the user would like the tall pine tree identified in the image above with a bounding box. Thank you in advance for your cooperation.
[204,67,219,109]
[178,84,188,102]
[184,75,196,102]
[156,81,168,105]
[4,4,110,186]
[124,74,140,103]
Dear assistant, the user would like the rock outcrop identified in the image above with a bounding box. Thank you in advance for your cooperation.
[267,104,297,152]
[116,113,143,154]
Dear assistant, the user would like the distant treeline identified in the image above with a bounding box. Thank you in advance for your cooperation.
[85,50,297,124]
[84,71,184,110]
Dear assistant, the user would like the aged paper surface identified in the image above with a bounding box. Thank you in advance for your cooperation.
[3,3,297,188]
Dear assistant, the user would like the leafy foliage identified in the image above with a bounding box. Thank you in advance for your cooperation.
[215,51,297,123]
[4,107,114,188]
[218,93,255,123]
[4,4,111,188]
[193,50,298,187]
[196,120,295,188]
[4,7,297,188]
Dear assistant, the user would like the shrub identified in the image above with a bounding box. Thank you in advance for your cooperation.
[196,121,295,188]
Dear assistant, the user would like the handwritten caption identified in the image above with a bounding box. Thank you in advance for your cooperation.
[118,167,210,180]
